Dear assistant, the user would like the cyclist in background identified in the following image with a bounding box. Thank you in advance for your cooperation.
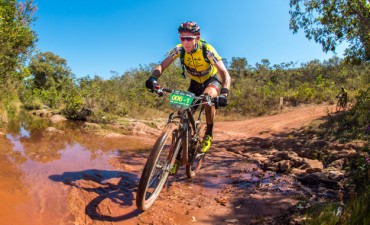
[337,86,348,107]
[145,21,231,154]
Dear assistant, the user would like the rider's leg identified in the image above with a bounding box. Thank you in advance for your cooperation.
[201,85,218,152]
[204,87,217,135]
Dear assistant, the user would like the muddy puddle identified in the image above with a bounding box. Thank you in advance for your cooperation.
[0,114,149,225]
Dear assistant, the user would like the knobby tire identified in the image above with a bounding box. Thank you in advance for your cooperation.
[136,122,182,211]
[186,122,206,178]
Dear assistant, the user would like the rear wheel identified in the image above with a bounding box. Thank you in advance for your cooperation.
[136,122,182,211]
[186,122,206,178]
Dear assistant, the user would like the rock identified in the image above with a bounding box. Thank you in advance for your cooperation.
[225,218,239,223]
[260,140,273,148]
[32,109,52,117]
[251,153,269,164]
[300,158,323,172]
[297,172,340,189]
[326,170,345,181]
[83,122,101,129]
[215,197,228,206]
[278,160,293,172]
[45,127,64,134]
[290,168,306,176]
[75,108,93,121]
[50,114,67,123]
[128,122,160,136]
[327,158,345,170]
[273,151,303,166]
[104,133,125,138]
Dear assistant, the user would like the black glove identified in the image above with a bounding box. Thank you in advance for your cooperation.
[215,95,228,109]
[145,76,157,90]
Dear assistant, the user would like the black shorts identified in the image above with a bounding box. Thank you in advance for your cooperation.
[187,75,222,96]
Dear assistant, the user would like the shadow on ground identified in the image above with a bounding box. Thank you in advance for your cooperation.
[49,169,140,222]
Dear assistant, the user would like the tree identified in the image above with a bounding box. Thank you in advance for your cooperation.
[29,52,72,89]
[229,57,249,77]
[25,51,83,110]
[289,0,370,63]
[230,57,248,71]
[0,0,36,82]
[0,0,37,105]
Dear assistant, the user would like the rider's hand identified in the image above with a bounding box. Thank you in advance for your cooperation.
[145,76,157,91]
[215,95,228,109]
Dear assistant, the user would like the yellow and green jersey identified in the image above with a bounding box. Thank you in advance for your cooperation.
[169,40,222,83]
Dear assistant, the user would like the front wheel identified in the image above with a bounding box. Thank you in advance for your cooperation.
[336,100,341,112]
[186,123,206,178]
[136,122,182,211]
[336,99,346,112]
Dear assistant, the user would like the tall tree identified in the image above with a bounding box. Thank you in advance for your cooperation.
[29,52,72,89]
[0,0,37,103]
[289,0,370,63]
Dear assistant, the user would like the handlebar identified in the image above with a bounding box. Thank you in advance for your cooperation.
[154,85,172,95]
[153,84,214,107]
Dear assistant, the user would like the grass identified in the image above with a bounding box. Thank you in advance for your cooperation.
[305,186,370,225]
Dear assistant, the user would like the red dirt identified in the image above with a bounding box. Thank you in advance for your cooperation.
[105,104,336,225]
[0,104,341,225]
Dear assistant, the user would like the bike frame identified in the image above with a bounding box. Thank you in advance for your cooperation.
[167,101,205,167]
[136,86,213,211]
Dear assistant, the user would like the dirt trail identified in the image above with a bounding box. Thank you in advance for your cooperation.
[0,104,339,225]
[72,104,336,225]
[214,104,334,140]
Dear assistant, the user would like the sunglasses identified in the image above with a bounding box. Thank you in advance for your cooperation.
[180,36,197,41]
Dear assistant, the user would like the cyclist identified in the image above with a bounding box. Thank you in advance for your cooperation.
[337,86,348,107]
[145,21,231,154]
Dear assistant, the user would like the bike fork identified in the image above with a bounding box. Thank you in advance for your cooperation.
[181,123,190,165]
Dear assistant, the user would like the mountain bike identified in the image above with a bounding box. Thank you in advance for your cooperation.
[336,94,347,112]
[136,85,213,211]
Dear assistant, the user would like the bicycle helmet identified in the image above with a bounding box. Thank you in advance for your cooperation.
[178,21,200,35]
[341,86,344,89]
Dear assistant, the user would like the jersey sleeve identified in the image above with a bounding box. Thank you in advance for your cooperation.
[168,44,182,59]
[205,44,222,64]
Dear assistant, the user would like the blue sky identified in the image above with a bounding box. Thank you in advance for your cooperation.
[32,0,345,79]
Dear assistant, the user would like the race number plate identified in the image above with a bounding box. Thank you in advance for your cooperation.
[169,90,195,110]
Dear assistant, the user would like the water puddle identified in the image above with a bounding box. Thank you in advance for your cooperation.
[0,114,149,225]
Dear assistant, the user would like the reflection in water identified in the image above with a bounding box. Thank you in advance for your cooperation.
[0,113,148,225]
[6,133,26,158]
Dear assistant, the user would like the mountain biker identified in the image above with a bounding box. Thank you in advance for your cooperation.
[337,86,348,106]
[145,21,231,154]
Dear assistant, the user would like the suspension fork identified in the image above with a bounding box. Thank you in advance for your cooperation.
[181,108,201,165]
[181,116,190,165]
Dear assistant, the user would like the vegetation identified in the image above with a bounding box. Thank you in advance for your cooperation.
[289,0,370,63]
[0,0,36,122]
[20,55,368,122]
[288,1,370,223]
[0,0,369,223]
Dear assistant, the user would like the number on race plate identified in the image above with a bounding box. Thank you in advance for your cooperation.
[169,90,195,110]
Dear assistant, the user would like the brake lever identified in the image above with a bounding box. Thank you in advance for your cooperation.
[200,94,212,106]
[154,85,164,97]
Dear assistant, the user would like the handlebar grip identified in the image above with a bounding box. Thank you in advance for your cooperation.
[162,88,172,93]
[153,85,172,96]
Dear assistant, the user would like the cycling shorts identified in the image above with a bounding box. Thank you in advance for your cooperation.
[188,74,221,96]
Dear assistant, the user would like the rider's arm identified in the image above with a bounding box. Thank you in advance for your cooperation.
[214,60,231,96]
[152,56,176,79]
